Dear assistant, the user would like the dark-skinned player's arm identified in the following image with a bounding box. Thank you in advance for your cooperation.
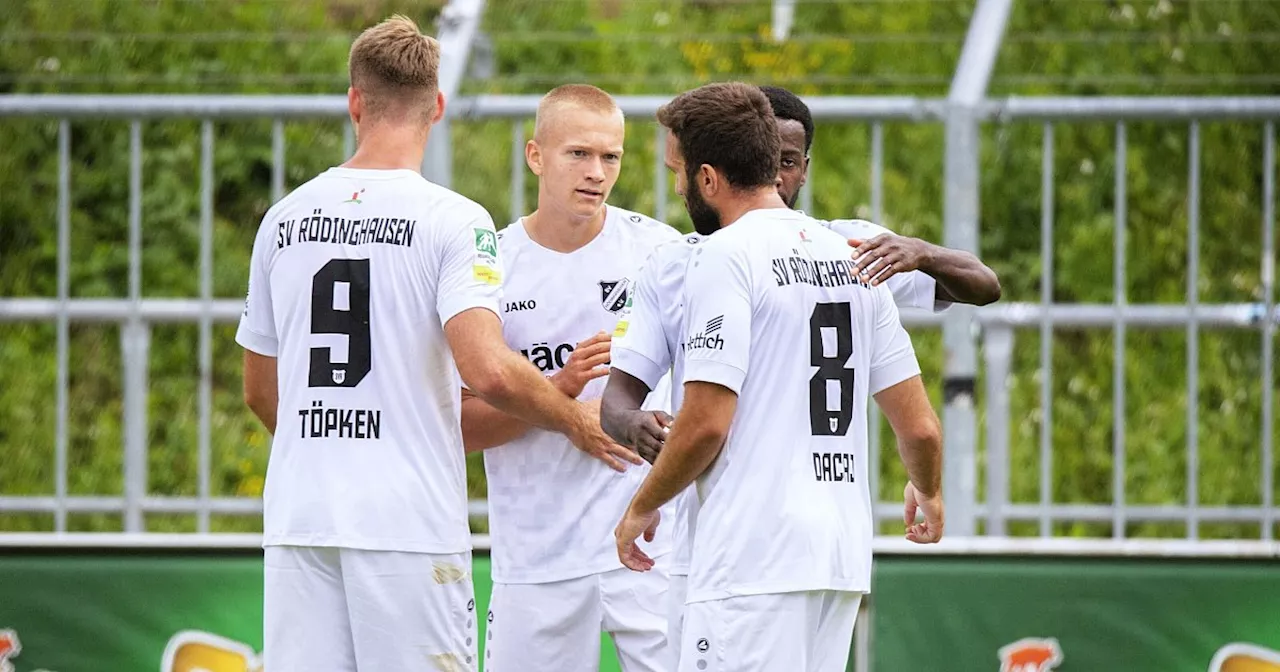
[848,233,1001,306]
[617,237,750,571]
[602,252,676,464]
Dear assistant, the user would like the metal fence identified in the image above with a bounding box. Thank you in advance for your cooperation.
[0,93,1277,540]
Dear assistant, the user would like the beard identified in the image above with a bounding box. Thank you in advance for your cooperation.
[782,187,800,210]
[684,178,722,236]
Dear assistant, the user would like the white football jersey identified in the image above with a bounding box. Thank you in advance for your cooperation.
[679,208,920,602]
[612,219,944,578]
[825,219,950,312]
[483,205,679,584]
[236,167,503,554]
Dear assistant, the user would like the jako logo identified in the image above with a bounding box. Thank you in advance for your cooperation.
[685,315,725,351]
[998,638,1063,672]
[504,299,536,313]
[520,342,575,372]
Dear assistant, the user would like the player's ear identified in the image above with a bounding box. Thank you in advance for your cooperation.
[347,87,362,126]
[698,164,719,196]
[526,138,543,177]
[430,91,446,125]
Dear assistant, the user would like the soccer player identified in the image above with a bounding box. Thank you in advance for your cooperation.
[459,84,679,672]
[601,85,998,664]
[760,85,1001,306]
[237,17,620,672]
[614,82,945,671]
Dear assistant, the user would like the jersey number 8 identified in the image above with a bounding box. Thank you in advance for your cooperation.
[809,302,855,436]
[309,258,372,388]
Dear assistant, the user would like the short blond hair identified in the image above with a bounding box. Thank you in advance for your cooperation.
[534,84,623,141]
[348,15,441,121]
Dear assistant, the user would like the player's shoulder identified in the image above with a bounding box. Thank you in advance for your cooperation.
[647,230,705,265]
[609,206,681,244]
[419,180,492,224]
[822,218,894,240]
[495,217,530,251]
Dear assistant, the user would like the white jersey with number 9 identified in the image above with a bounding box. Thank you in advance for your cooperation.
[236,167,503,555]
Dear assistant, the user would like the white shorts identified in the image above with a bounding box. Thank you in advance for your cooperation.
[667,573,689,670]
[263,546,477,672]
[678,590,863,672]
[486,564,670,672]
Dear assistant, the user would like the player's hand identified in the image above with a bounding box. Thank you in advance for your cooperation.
[615,505,661,571]
[903,481,944,544]
[848,233,935,287]
[568,399,644,473]
[551,331,612,398]
[618,410,674,465]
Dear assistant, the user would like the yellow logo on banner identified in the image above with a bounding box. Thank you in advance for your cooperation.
[1210,643,1280,672]
[162,631,263,672]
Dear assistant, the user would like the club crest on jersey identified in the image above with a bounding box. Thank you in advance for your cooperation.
[332,369,346,384]
[599,279,631,313]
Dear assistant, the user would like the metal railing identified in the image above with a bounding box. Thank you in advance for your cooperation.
[1,93,1277,539]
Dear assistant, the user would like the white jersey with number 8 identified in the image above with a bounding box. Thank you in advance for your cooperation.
[679,208,921,602]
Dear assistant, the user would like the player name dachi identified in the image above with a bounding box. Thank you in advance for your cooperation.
[812,451,857,483]
[773,256,872,290]
[298,401,382,440]
[276,209,416,249]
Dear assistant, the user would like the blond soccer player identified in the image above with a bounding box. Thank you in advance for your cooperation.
[237,17,619,671]
[461,84,679,671]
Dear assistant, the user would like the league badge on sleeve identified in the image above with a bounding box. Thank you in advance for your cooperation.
[473,227,502,285]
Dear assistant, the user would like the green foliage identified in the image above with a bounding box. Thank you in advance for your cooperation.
[1,0,1277,537]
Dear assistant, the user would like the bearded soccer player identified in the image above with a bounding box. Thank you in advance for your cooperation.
[237,17,619,671]
[613,82,945,672]
[459,84,679,672]
[600,85,997,664]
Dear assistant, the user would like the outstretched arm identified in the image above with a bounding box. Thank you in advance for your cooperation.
[849,234,1001,306]
[461,331,613,452]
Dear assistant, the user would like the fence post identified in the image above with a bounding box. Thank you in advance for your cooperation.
[984,325,1014,536]
[423,0,488,187]
[121,320,150,533]
[941,108,981,537]
[942,0,1012,537]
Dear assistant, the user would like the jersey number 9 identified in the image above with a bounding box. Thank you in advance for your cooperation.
[309,258,372,388]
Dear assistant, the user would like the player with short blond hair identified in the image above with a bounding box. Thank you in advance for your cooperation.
[461,83,678,672]
[238,17,619,671]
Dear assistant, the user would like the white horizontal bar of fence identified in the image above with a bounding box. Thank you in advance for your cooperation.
[5,95,1279,122]
[0,533,1275,559]
[3,299,1275,328]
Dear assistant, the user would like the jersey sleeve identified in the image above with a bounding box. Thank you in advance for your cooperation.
[868,286,922,395]
[611,251,674,389]
[885,270,948,312]
[235,221,279,357]
[681,240,752,395]
[436,207,504,326]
